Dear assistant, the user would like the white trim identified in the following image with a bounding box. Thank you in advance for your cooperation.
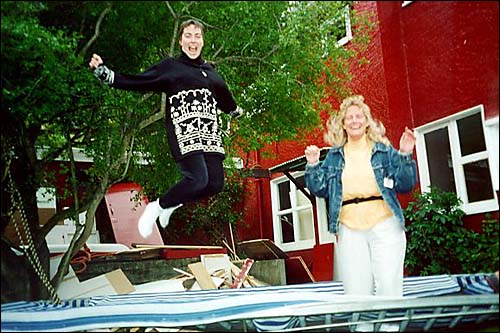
[402,1,414,8]
[485,116,499,191]
[336,5,353,47]
[414,105,498,215]
[270,172,316,252]
[415,104,482,132]
[316,197,335,244]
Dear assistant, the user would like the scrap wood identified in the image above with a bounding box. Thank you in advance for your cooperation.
[222,239,240,261]
[201,253,232,283]
[228,223,237,259]
[231,258,254,289]
[167,258,270,291]
[230,261,270,287]
[188,276,225,291]
[237,239,288,260]
[246,275,270,287]
[212,269,227,279]
[172,267,194,278]
[285,256,316,284]
[132,243,224,250]
[188,262,217,289]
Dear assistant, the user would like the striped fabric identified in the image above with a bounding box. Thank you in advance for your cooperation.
[0,274,468,332]
[454,273,496,295]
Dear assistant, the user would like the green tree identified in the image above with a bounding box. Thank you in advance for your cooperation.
[1,1,370,301]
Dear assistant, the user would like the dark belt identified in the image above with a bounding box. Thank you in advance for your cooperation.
[342,196,383,206]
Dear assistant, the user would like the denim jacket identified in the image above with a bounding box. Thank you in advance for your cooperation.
[304,142,417,234]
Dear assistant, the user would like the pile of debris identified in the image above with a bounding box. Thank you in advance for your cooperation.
[170,255,270,290]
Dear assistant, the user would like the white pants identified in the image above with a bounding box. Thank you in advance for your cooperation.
[337,216,406,297]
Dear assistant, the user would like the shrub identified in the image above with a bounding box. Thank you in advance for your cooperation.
[404,186,498,276]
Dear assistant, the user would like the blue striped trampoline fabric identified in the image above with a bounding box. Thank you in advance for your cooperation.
[454,273,496,295]
[0,274,481,332]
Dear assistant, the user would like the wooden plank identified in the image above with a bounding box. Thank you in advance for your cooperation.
[188,262,217,289]
[98,248,165,261]
[231,258,254,288]
[237,239,288,260]
[222,239,240,260]
[132,244,224,250]
[172,267,193,278]
[57,267,135,300]
[201,253,232,284]
[285,256,316,284]
[246,275,270,287]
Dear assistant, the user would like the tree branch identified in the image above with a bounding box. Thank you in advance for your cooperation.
[139,109,164,130]
[79,3,112,58]
[216,45,279,66]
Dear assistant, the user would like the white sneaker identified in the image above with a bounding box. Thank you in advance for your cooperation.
[137,199,162,238]
[159,204,183,228]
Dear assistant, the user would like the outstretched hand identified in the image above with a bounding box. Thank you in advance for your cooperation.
[399,127,416,154]
[89,54,103,70]
[305,145,320,164]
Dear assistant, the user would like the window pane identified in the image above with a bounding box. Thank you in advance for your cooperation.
[457,113,486,156]
[297,208,314,240]
[294,175,310,206]
[425,128,456,192]
[463,160,494,202]
[278,181,291,210]
[280,213,294,243]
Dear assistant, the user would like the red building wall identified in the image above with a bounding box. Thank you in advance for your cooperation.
[392,1,499,124]
[236,1,499,255]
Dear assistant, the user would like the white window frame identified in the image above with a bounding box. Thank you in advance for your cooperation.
[271,171,334,251]
[336,4,353,47]
[414,105,499,215]
[271,172,315,251]
[485,116,499,192]
[315,197,335,244]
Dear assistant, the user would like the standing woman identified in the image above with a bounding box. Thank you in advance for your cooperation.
[89,19,243,238]
[304,95,417,302]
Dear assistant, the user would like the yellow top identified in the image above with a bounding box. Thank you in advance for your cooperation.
[340,135,393,230]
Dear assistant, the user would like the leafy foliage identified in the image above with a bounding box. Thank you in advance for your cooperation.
[404,186,498,275]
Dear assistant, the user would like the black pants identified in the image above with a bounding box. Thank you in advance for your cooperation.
[158,153,225,209]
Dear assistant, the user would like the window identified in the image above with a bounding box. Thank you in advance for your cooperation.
[287,2,353,55]
[322,3,353,49]
[335,4,352,47]
[271,173,314,251]
[271,172,334,251]
[415,105,498,215]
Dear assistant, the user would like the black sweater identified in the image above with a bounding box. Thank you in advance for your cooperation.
[111,52,238,161]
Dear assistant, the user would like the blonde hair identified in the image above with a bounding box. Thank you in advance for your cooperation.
[324,95,390,147]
